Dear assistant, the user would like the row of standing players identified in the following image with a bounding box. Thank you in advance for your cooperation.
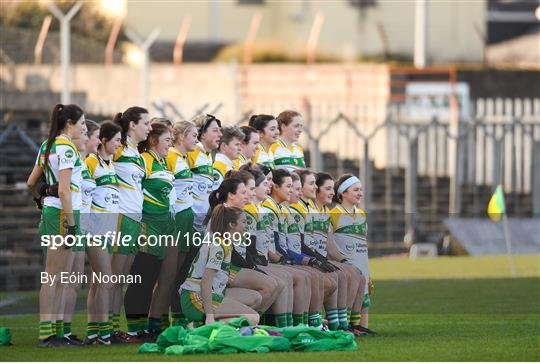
[27,104,374,348]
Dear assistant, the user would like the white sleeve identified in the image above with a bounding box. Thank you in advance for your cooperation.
[57,144,77,170]
[205,243,224,270]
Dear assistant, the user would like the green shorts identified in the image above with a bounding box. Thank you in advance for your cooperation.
[109,214,141,255]
[39,207,84,252]
[180,289,224,323]
[174,208,194,253]
[139,212,174,260]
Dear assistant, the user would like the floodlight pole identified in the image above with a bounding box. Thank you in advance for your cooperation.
[35,15,52,65]
[48,1,83,104]
[414,0,427,69]
[174,15,192,65]
[125,28,161,108]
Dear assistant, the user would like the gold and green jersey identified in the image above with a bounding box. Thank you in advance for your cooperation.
[270,138,306,171]
[261,196,288,256]
[330,203,369,293]
[296,198,317,253]
[311,202,331,257]
[80,161,95,214]
[37,135,83,210]
[180,237,231,297]
[165,148,193,214]
[252,144,275,169]
[113,138,145,220]
[213,152,234,189]
[141,150,174,214]
[233,154,249,170]
[187,143,214,229]
[244,202,272,258]
[85,153,119,213]
[286,203,306,254]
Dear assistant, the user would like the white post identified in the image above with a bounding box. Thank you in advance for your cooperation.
[414,0,427,69]
[48,1,83,104]
[125,28,161,108]
[502,214,517,277]
[211,0,221,42]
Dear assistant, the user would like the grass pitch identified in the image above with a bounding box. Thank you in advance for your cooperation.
[1,255,539,361]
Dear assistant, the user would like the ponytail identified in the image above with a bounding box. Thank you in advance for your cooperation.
[43,103,84,173]
[204,178,244,225]
[209,204,244,235]
[112,106,148,145]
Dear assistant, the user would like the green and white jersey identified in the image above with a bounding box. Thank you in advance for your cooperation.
[213,152,234,189]
[297,198,319,254]
[85,153,119,214]
[165,148,193,214]
[270,139,306,171]
[37,135,83,210]
[141,150,174,215]
[285,203,304,254]
[113,137,145,221]
[330,204,369,293]
[187,143,214,230]
[311,203,331,257]
[181,237,231,297]
[252,144,275,169]
[80,161,95,215]
[261,197,288,257]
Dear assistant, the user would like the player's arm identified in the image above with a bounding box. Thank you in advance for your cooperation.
[201,267,217,324]
[27,165,43,200]
[58,168,75,226]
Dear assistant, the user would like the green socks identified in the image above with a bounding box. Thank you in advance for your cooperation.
[55,320,64,338]
[39,321,54,340]
[99,322,111,339]
[303,312,308,325]
[326,309,339,330]
[286,313,293,327]
[111,313,120,333]
[350,311,362,326]
[308,312,322,327]
[87,321,99,338]
[64,321,72,336]
[275,313,288,328]
[338,308,349,329]
[293,314,304,326]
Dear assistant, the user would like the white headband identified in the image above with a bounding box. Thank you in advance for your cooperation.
[337,176,361,195]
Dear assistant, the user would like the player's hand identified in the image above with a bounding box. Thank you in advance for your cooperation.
[368,279,374,296]
[308,258,329,272]
[33,197,43,210]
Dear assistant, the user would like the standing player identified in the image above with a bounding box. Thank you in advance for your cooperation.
[27,104,85,347]
[249,115,279,169]
[187,114,221,233]
[271,111,306,171]
[124,121,174,338]
[84,121,122,344]
[111,107,151,342]
[331,174,375,335]
[164,120,197,327]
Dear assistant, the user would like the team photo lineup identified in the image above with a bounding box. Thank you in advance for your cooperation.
[27,104,375,348]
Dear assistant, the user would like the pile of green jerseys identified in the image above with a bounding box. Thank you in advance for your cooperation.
[138,317,357,355]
